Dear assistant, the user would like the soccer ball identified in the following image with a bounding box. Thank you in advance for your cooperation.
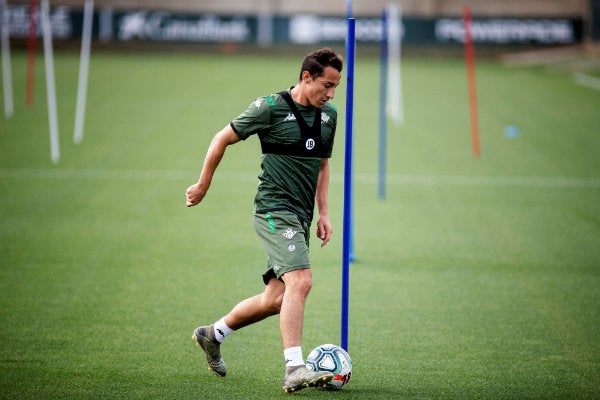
[306,344,352,390]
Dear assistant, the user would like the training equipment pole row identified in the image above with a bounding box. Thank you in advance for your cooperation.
[341,17,356,353]
[387,2,404,127]
[40,0,59,163]
[1,0,13,118]
[26,0,37,106]
[74,0,93,144]
[462,5,480,157]
[378,8,388,200]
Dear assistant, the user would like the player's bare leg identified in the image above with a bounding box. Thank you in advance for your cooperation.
[279,269,332,393]
[225,279,285,330]
[279,269,312,349]
[193,279,284,376]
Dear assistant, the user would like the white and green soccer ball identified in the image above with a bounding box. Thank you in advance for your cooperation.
[306,344,352,390]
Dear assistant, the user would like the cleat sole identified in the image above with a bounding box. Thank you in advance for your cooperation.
[283,373,333,393]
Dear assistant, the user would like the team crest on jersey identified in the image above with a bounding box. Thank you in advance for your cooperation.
[283,228,297,239]
[254,98,265,109]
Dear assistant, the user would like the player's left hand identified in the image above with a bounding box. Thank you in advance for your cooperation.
[316,215,333,247]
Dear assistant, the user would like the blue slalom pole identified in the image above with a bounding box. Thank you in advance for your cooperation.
[341,17,355,352]
[346,0,355,264]
[378,8,388,200]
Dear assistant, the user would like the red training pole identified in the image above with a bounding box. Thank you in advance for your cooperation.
[462,5,480,157]
[26,0,38,106]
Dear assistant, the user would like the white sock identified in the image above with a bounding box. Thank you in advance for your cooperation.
[213,317,234,343]
[284,346,304,367]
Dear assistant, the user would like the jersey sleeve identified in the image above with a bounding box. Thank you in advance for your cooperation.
[230,96,271,140]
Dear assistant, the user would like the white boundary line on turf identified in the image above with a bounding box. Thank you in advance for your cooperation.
[1,169,599,189]
[573,72,600,91]
[347,173,600,188]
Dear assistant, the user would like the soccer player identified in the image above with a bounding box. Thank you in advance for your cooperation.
[185,48,343,393]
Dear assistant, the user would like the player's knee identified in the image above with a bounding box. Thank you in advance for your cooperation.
[298,275,312,296]
[283,269,312,297]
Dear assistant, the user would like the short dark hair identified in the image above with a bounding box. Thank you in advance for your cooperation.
[299,48,343,81]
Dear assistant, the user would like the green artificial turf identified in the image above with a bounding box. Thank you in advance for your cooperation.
[1,49,599,399]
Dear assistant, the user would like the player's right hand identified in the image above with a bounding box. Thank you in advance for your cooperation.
[186,184,206,207]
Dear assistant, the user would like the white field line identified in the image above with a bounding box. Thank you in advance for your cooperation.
[347,173,600,188]
[1,168,599,189]
[573,72,600,91]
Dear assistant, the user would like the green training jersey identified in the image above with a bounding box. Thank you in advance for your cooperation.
[230,89,337,224]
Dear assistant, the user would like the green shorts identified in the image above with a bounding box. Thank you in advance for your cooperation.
[253,210,311,284]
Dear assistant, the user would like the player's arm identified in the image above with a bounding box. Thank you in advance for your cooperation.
[186,124,241,207]
[315,158,333,247]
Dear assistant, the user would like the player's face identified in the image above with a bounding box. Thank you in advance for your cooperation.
[305,66,341,107]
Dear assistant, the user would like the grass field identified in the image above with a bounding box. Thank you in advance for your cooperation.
[1,48,599,399]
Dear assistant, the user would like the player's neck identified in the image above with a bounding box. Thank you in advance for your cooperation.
[290,85,310,107]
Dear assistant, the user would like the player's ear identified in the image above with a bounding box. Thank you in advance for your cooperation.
[301,70,312,83]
